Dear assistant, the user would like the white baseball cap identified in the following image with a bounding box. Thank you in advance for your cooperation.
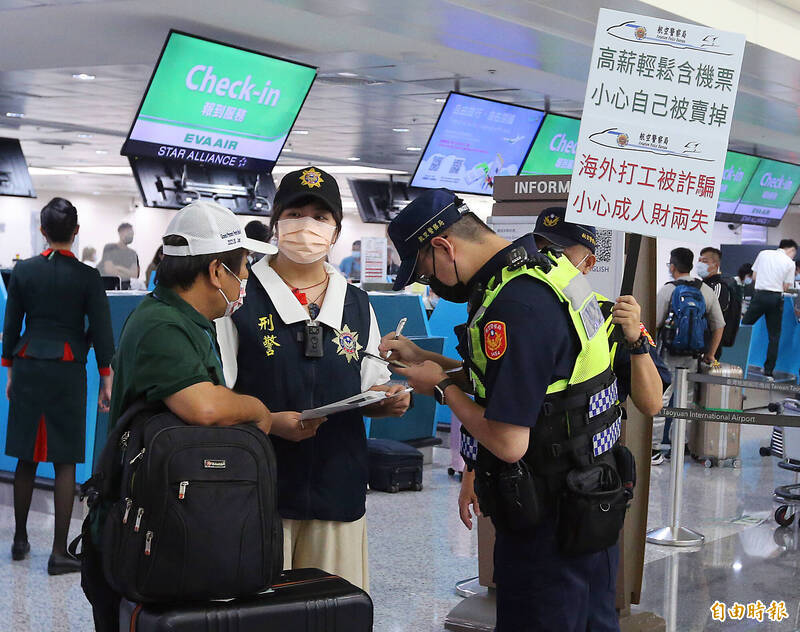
[162,200,277,257]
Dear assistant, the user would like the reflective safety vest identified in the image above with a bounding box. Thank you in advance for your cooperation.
[465,251,622,487]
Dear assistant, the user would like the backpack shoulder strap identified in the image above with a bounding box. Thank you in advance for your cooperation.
[88,399,165,500]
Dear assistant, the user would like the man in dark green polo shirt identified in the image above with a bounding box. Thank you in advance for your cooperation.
[85,200,323,632]
[109,200,278,431]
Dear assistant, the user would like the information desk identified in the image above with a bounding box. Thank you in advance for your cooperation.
[0,290,146,484]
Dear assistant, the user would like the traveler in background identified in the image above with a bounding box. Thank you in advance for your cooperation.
[3,197,114,574]
[734,263,753,297]
[99,222,140,289]
[741,239,798,379]
[245,219,272,266]
[144,246,163,287]
[81,246,97,267]
[697,247,742,360]
[795,260,800,288]
[656,247,725,459]
[82,200,294,632]
[217,168,410,591]
[339,240,361,281]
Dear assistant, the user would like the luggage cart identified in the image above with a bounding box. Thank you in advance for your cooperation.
[768,400,800,532]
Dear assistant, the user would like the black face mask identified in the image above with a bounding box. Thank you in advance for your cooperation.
[425,244,471,304]
[428,276,471,304]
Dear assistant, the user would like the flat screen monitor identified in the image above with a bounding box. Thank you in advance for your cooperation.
[714,151,760,223]
[410,92,545,196]
[122,31,316,173]
[129,156,275,215]
[348,179,422,224]
[0,138,35,198]
[519,113,581,176]
[733,157,800,227]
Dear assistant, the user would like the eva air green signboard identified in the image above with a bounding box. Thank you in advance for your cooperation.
[734,158,800,226]
[715,151,759,220]
[122,31,316,171]
[519,114,581,176]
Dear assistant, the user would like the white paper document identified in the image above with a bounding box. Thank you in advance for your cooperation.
[300,388,413,420]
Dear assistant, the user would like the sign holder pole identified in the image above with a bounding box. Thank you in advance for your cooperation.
[619,233,641,297]
[646,368,705,547]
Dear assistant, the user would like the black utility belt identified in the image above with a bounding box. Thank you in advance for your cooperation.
[474,443,635,556]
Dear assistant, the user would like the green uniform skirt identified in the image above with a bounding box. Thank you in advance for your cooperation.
[5,357,87,463]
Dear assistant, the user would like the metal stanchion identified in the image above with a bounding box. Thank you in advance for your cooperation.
[647,367,705,547]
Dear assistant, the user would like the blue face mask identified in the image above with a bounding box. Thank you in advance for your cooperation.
[796,274,800,282]
[695,261,710,279]
[744,277,753,285]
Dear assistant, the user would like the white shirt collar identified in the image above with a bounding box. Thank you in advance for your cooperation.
[250,256,347,330]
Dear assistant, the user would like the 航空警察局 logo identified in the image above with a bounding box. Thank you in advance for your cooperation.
[634,26,646,40]
[543,214,560,228]
[616,133,629,147]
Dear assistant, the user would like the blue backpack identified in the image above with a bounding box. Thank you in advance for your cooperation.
[664,280,707,355]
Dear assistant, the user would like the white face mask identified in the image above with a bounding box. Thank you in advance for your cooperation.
[219,263,246,317]
[277,217,336,264]
[574,253,591,273]
[695,261,710,279]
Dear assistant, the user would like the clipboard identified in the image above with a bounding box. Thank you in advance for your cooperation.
[300,387,413,420]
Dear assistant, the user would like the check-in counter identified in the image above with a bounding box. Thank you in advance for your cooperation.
[428,300,468,425]
[0,288,146,484]
[365,292,446,442]
[721,295,799,409]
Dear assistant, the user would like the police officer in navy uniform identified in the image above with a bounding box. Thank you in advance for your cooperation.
[382,189,632,631]
[531,207,670,413]
[459,207,670,527]
[218,167,410,590]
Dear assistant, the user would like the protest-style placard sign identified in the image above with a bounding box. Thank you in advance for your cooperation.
[567,9,746,244]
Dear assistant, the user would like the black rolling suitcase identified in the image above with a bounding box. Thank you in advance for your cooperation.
[119,568,373,631]
[367,438,423,493]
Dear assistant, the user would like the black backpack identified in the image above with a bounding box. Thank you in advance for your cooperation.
[94,403,283,603]
[713,277,742,347]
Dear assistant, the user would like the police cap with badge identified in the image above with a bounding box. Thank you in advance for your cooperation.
[389,188,472,291]
[533,206,597,254]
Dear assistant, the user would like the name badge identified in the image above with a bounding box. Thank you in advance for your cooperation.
[579,295,604,340]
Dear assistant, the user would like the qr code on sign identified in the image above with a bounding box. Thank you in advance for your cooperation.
[595,229,613,263]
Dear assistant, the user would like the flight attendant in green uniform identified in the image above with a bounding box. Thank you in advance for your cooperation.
[3,197,114,574]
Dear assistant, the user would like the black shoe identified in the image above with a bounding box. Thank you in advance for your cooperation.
[47,553,80,575]
[11,539,30,561]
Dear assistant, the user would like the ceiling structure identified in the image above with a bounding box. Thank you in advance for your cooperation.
[2,0,800,203]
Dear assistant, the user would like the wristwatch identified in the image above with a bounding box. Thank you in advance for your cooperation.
[434,378,456,405]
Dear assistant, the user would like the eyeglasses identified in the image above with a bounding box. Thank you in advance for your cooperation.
[414,244,434,285]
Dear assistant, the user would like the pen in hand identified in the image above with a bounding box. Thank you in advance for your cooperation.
[386,317,407,360]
